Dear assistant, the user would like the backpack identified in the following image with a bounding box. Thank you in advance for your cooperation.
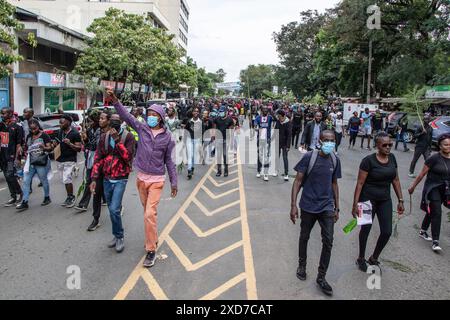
[302,149,338,185]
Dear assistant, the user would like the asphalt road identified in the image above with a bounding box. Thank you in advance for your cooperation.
[0,129,449,300]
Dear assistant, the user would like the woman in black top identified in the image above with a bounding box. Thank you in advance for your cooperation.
[16,120,53,211]
[352,132,405,271]
[408,133,450,252]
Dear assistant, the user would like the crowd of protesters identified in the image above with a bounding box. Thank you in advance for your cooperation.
[1,93,448,297]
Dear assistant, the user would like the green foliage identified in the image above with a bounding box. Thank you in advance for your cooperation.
[240,64,276,98]
[0,1,38,78]
[274,1,450,98]
[400,86,431,129]
[74,8,188,92]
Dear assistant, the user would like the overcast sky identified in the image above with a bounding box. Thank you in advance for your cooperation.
[187,0,339,82]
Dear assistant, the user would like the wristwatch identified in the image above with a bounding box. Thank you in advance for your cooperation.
[398,199,404,203]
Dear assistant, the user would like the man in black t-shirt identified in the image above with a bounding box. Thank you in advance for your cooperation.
[213,106,234,177]
[53,114,82,208]
[0,108,24,206]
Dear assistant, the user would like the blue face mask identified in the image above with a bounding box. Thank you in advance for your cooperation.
[321,141,336,155]
[147,116,159,128]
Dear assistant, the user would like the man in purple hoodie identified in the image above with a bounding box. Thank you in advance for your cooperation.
[107,89,178,268]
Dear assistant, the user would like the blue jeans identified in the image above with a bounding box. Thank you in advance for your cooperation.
[23,162,50,202]
[103,179,128,239]
[188,138,201,171]
[395,132,407,150]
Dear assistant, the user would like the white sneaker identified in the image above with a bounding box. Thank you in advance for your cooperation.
[256,172,261,178]
[419,230,432,241]
[263,175,269,182]
[408,173,417,178]
[284,175,289,181]
[432,242,442,252]
[272,172,278,177]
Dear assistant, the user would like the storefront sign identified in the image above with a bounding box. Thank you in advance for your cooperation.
[133,82,140,92]
[37,72,65,87]
[100,80,116,89]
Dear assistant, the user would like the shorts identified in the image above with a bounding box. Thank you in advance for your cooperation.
[57,161,76,184]
[362,127,372,136]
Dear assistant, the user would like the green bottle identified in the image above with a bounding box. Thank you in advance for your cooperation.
[343,218,358,234]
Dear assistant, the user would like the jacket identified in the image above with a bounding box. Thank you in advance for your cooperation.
[414,125,433,149]
[301,121,327,149]
[275,117,292,148]
[114,101,178,189]
[91,130,135,181]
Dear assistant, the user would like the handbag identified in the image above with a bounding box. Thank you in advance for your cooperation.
[30,151,48,166]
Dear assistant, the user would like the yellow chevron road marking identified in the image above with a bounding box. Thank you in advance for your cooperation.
[200,185,239,199]
[166,236,243,272]
[181,213,242,238]
[193,197,240,217]
[208,176,239,187]
[199,273,247,300]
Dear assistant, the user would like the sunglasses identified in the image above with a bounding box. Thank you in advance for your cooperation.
[382,143,394,148]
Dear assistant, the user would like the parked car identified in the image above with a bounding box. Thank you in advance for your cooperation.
[431,116,450,146]
[33,113,81,140]
[386,112,422,143]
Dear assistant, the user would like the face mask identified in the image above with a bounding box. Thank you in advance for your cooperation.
[147,116,159,128]
[219,112,226,118]
[321,141,336,155]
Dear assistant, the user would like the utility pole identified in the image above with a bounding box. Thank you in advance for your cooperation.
[367,39,373,104]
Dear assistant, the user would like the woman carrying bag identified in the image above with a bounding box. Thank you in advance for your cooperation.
[16,120,53,211]
[408,133,450,252]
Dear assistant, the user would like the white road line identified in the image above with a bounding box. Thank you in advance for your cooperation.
[0,187,7,192]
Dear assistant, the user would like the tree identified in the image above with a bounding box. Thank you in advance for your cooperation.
[400,86,431,129]
[215,69,226,83]
[240,64,277,98]
[74,8,187,95]
[274,1,450,98]
[0,1,36,79]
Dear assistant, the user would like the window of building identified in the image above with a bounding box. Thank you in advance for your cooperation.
[26,43,35,61]
[44,46,52,64]
[51,48,60,65]
[180,14,188,32]
[181,0,189,19]
[179,29,188,45]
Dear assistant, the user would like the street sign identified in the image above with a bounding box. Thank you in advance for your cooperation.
[426,85,450,99]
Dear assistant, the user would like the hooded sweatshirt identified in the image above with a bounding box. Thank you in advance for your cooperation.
[113,101,178,189]
[275,117,292,148]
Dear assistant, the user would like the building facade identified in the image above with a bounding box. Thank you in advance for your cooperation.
[7,0,190,57]
[11,8,88,115]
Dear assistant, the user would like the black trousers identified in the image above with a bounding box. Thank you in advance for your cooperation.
[298,211,335,277]
[358,199,393,260]
[335,132,343,151]
[216,139,228,172]
[292,127,302,148]
[0,160,22,198]
[409,147,431,174]
[78,168,104,220]
[349,131,358,147]
[422,186,444,241]
[278,147,289,176]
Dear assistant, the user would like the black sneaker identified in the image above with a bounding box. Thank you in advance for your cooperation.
[41,197,51,206]
[216,171,222,177]
[368,256,382,275]
[66,195,76,208]
[356,258,368,272]
[16,201,29,212]
[316,277,333,296]
[4,198,17,207]
[87,219,100,232]
[187,169,193,180]
[419,230,432,241]
[432,241,442,252]
[296,265,307,281]
[224,170,229,177]
[143,251,156,268]
[61,197,70,207]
